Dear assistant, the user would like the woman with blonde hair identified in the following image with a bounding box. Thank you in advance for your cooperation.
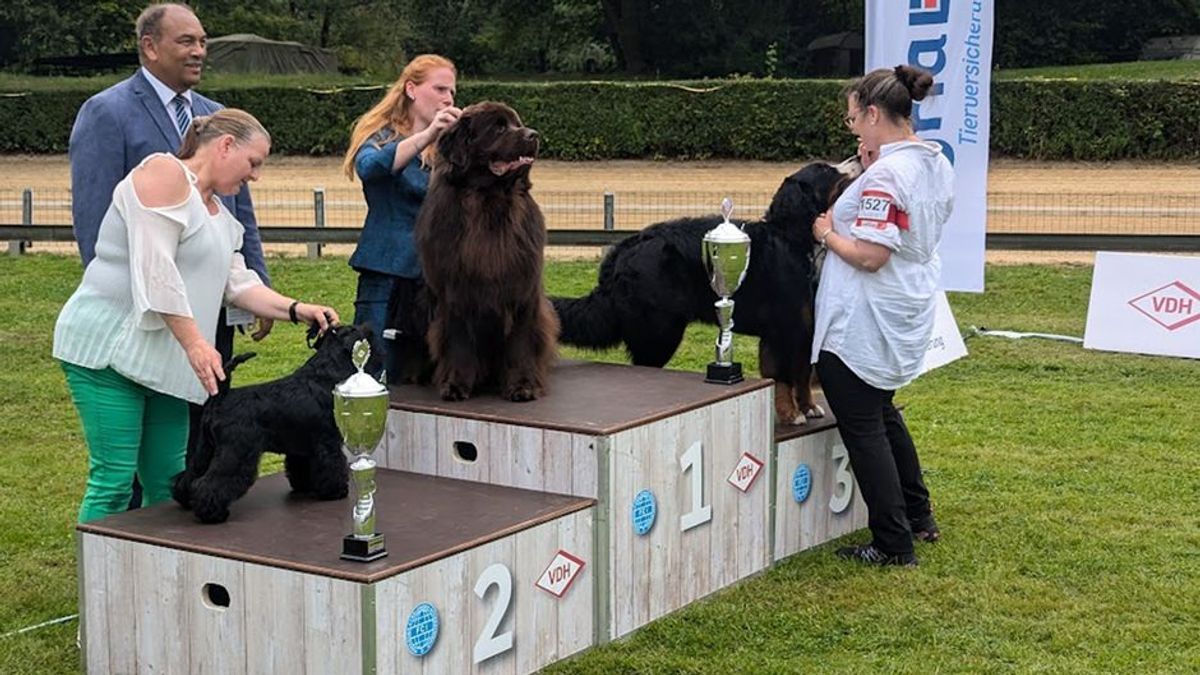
[342,54,460,368]
[55,108,340,523]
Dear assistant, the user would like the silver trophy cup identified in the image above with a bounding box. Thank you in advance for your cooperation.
[334,339,389,562]
[701,198,751,384]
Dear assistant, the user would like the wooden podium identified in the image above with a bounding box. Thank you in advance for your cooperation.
[383,361,774,640]
[77,471,595,674]
[76,362,871,674]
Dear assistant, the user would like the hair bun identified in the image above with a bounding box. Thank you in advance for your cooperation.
[894,64,935,102]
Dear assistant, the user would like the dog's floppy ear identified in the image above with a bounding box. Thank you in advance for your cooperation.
[765,175,819,230]
[307,322,339,350]
[437,118,472,178]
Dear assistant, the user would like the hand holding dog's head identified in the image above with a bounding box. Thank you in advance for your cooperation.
[306,316,345,350]
[436,102,539,185]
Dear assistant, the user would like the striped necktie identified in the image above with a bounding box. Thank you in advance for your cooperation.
[171,94,191,137]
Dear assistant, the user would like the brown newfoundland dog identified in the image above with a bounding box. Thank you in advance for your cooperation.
[413,101,559,402]
[552,159,860,425]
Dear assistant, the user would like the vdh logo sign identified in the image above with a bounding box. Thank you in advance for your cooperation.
[1127,281,1200,331]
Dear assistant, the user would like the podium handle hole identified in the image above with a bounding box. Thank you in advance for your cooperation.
[202,583,231,610]
[453,441,478,463]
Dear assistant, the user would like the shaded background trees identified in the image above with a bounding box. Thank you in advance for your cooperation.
[1,0,1198,76]
[994,0,1200,67]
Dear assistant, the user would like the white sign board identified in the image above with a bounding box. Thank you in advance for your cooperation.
[1084,252,1200,359]
[918,290,969,374]
[535,550,585,598]
[726,453,765,493]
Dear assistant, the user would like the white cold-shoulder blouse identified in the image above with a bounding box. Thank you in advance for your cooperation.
[54,153,263,403]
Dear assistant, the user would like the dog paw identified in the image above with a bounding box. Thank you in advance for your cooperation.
[195,507,231,524]
[504,382,538,402]
[170,473,193,509]
[776,404,805,426]
[440,382,470,401]
[314,485,349,501]
[805,403,826,419]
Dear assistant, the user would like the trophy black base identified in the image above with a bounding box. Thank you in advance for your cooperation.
[341,533,388,562]
[705,362,744,385]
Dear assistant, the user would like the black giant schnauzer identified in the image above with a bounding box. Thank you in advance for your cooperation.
[172,324,380,524]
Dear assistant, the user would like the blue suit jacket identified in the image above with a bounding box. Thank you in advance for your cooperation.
[68,69,269,285]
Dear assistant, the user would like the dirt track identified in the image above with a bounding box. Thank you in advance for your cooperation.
[2,155,1197,194]
[3,155,1196,264]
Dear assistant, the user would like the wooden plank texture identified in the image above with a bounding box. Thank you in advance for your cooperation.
[375,509,594,674]
[77,470,593,585]
[773,430,870,561]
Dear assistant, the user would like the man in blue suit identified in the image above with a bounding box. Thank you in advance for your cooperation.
[68,3,273,509]
[69,2,272,342]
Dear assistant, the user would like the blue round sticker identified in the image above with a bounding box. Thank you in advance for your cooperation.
[632,489,657,536]
[792,464,812,503]
[406,602,439,657]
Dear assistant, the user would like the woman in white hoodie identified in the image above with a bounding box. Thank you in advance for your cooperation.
[810,65,955,567]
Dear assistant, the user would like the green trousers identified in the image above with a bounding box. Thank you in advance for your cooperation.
[61,363,189,524]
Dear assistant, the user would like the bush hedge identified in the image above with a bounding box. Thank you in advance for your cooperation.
[1,79,1197,160]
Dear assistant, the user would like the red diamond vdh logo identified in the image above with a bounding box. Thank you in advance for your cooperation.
[1127,281,1200,331]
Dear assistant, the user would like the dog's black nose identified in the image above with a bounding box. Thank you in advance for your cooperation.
[523,128,539,142]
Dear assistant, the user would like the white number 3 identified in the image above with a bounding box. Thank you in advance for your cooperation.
[829,442,853,514]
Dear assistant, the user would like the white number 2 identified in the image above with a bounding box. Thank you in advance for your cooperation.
[829,442,853,514]
[679,440,712,531]
[473,563,514,664]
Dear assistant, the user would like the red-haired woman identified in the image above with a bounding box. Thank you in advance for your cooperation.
[342,54,460,368]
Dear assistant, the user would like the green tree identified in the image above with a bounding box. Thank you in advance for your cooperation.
[477,0,612,74]
[995,0,1200,68]
[0,0,137,66]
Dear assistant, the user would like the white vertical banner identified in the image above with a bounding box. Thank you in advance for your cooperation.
[865,0,993,292]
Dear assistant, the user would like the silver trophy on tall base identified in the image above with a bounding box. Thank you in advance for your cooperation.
[334,339,389,562]
[702,198,752,384]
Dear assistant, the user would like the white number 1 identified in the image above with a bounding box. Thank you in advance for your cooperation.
[679,440,712,531]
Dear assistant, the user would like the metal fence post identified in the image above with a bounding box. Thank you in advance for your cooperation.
[310,187,325,259]
[9,188,32,256]
[603,191,614,231]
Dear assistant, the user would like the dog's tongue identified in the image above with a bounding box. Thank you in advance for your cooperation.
[489,156,535,175]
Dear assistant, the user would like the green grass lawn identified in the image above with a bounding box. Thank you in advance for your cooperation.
[994,59,1200,81]
[2,59,1197,93]
[1,255,1198,673]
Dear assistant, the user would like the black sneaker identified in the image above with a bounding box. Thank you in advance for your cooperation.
[835,543,918,567]
[910,516,941,543]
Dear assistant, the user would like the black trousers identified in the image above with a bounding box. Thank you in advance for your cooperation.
[816,351,932,555]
